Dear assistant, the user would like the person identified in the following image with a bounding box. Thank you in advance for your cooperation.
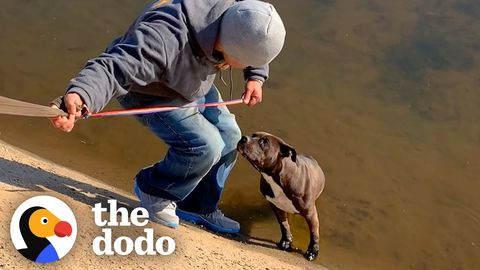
[50,0,286,234]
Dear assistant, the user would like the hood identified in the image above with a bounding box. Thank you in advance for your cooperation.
[181,0,237,62]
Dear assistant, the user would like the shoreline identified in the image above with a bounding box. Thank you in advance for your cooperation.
[0,139,327,269]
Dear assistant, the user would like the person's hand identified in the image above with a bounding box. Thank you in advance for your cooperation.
[242,80,263,106]
[49,93,84,132]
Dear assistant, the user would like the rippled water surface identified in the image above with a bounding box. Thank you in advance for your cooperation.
[1,1,479,269]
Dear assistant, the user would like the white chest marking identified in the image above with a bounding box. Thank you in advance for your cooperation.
[261,173,299,214]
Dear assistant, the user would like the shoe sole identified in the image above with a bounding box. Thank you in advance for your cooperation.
[176,209,240,234]
[150,217,179,229]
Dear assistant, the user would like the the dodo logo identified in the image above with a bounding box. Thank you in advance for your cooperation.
[10,196,77,263]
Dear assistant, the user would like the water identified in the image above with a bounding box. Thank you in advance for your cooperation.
[1,0,479,269]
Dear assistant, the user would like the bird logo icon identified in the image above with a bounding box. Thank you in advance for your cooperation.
[10,196,77,263]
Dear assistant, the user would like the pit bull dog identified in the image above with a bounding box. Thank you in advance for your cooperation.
[237,132,325,261]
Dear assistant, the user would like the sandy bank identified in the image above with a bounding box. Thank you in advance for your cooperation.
[0,140,327,269]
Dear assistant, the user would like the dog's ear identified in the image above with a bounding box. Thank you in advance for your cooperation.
[280,143,297,162]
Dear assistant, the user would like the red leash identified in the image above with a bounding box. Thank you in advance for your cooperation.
[83,98,244,119]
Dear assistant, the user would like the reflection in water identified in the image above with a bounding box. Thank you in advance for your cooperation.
[0,0,479,269]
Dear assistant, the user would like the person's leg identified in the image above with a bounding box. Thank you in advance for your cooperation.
[177,86,241,214]
[175,86,242,233]
[118,92,225,226]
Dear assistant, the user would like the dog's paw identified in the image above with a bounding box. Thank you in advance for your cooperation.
[304,248,319,261]
[277,239,293,251]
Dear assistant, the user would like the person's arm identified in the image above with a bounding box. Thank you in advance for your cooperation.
[50,18,172,132]
[242,65,269,106]
[68,20,169,113]
[244,64,269,84]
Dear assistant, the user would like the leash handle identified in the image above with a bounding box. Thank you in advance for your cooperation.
[51,95,89,118]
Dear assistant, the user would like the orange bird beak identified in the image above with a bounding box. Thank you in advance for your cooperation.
[54,221,72,237]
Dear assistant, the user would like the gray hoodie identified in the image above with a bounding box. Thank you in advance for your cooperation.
[66,0,269,112]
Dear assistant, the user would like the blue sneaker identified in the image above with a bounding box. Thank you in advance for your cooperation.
[176,208,240,234]
[134,180,179,228]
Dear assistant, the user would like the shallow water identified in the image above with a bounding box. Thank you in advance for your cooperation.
[1,0,479,269]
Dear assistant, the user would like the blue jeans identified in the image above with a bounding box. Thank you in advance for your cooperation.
[118,86,241,214]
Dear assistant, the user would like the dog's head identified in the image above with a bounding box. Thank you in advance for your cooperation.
[237,132,297,173]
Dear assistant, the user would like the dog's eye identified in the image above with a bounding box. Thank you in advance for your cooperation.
[259,137,268,147]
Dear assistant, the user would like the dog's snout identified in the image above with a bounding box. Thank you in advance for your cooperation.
[237,136,249,151]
